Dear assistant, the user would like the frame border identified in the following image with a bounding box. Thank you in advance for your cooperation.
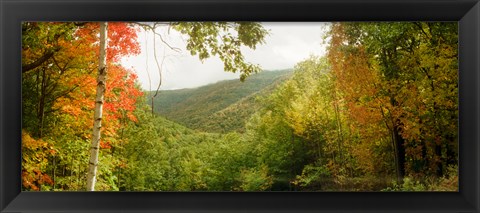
[1,0,479,212]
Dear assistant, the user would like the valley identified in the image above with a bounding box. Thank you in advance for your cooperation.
[148,69,293,133]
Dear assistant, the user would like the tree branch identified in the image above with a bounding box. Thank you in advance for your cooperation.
[134,22,182,53]
[22,49,59,73]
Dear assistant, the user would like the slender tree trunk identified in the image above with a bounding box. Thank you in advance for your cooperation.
[77,163,80,189]
[86,22,108,191]
[37,68,47,138]
[52,155,56,190]
[430,70,443,177]
[445,135,457,167]
[70,158,74,187]
[435,143,443,177]
[421,140,428,171]
[332,89,344,166]
[390,97,405,183]
[393,124,406,183]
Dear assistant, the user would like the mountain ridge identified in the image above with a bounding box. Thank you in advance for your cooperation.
[148,69,293,133]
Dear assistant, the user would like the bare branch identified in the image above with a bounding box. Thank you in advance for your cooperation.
[152,34,166,98]
[133,22,182,53]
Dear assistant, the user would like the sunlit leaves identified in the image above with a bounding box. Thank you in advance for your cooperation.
[22,131,55,191]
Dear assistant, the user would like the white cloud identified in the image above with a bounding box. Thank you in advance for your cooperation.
[121,22,329,90]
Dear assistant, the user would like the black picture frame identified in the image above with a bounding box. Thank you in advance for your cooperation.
[1,0,479,212]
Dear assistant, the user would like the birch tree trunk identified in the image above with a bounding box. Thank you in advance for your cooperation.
[86,22,108,191]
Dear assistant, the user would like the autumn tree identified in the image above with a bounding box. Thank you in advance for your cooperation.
[86,22,107,191]
[326,22,458,184]
[22,22,143,191]
[327,23,395,182]
[22,21,457,192]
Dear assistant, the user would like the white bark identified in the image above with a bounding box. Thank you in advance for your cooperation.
[86,22,108,191]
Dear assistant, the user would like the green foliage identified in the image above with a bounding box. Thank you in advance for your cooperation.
[238,165,273,191]
[293,164,331,188]
[118,100,293,191]
[327,22,458,187]
[172,22,268,81]
[22,22,458,192]
[383,165,458,192]
[149,69,292,133]
[383,177,427,192]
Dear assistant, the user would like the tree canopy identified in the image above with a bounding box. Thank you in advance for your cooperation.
[21,22,458,192]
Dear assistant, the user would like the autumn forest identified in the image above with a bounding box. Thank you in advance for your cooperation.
[22,22,458,191]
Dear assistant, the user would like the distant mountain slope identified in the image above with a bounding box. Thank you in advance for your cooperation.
[148,69,293,133]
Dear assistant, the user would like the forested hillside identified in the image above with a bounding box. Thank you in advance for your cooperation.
[21,22,458,192]
[149,69,292,133]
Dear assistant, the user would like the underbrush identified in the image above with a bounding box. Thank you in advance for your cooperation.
[382,166,458,192]
[291,165,458,192]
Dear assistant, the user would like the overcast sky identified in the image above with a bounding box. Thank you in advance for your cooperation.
[121,22,329,91]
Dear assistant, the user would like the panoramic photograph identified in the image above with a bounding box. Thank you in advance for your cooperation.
[21,22,458,191]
